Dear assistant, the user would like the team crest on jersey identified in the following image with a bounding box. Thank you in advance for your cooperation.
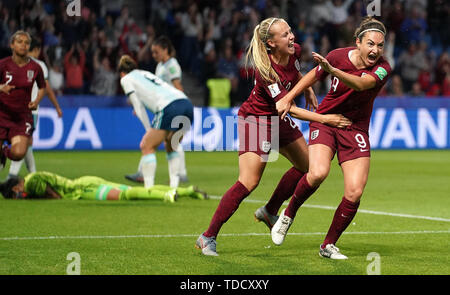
[261,141,271,153]
[310,130,319,140]
[27,70,34,82]
[295,59,301,72]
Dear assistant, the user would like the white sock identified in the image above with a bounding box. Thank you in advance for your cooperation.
[137,156,144,174]
[9,159,24,177]
[24,147,36,173]
[167,151,180,188]
[141,153,157,188]
[176,144,187,177]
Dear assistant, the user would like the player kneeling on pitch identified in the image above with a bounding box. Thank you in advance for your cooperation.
[0,171,208,201]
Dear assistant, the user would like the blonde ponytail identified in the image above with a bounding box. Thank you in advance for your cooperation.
[245,17,283,84]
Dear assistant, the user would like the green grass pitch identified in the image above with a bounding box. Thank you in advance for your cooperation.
[0,150,449,275]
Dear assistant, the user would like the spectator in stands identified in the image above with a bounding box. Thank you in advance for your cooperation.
[136,24,156,72]
[0,0,446,100]
[115,4,130,34]
[390,75,405,97]
[384,32,396,70]
[435,52,450,87]
[49,61,65,96]
[325,0,355,47]
[90,49,118,96]
[400,3,427,45]
[64,43,85,94]
[326,0,355,26]
[202,41,218,106]
[103,15,118,47]
[118,17,143,55]
[442,73,450,96]
[396,42,427,92]
[410,82,425,96]
[177,3,203,77]
[217,43,239,105]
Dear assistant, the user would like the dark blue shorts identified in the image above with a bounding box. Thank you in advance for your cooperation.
[152,99,194,131]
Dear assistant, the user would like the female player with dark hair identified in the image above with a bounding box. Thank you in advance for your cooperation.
[195,17,352,256]
[0,171,207,201]
[152,35,183,91]
[270,17,392,260]
[0,31,46,171]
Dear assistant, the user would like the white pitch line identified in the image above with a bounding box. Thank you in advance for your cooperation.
[0,230,449,241]
[209,196,450,223]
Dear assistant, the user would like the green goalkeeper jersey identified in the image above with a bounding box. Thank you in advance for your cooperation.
[24,171,129,200]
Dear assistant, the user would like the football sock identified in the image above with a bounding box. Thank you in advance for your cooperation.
[8,159,23,177]
[24,147,36,173]
[137,156,145,174]
[141,153,157,188]
[167,151,180,188]
[204,181,250,238]
[120,187,166,201]
[284,173,318,219]
[175,185,194,196]
[151,185,195,198]
[265,166,305,216]
[322,197,360,247]
[176,144,187,177]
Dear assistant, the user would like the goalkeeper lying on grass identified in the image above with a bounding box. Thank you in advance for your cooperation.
[0,171,208,202]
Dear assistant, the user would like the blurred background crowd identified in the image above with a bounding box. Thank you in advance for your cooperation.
[0,0,449,106]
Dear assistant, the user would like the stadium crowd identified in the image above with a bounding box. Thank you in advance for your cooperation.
[0,0,448,105]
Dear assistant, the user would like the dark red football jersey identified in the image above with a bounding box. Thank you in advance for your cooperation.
[239,43,302,116]
[0,56,45,114]
[315,47,391,132]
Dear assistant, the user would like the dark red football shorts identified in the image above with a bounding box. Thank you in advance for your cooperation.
[238,115,303,157]
[309,121,370,164]
[0,111,34,142]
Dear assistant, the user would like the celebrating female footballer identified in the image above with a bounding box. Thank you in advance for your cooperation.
[0,31,46,171]
[270,17,392,260]
[195,17,351,256]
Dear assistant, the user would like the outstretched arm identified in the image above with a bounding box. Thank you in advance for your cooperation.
[312,52,376,91]
[277,68,318,119]
[45,81,63,117]
[288,105,352,128]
